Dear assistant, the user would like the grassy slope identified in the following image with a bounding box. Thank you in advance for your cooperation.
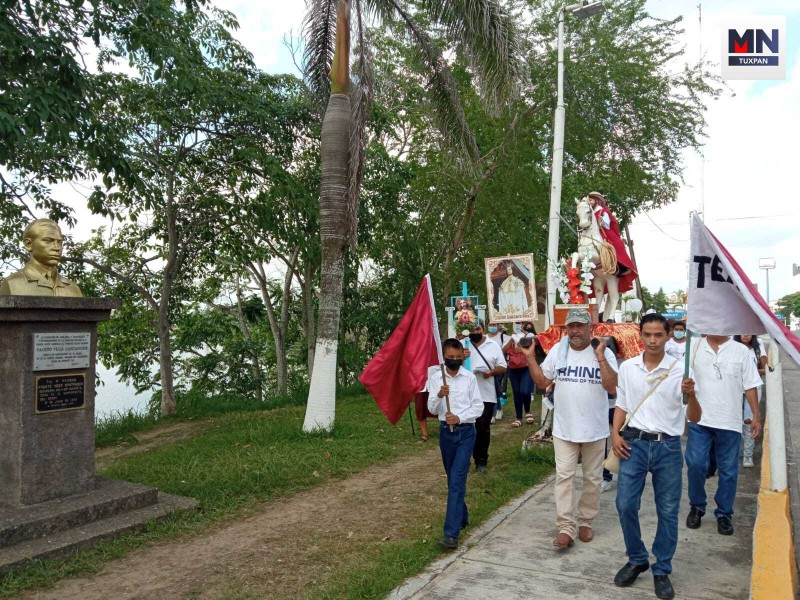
[0,394,554,598]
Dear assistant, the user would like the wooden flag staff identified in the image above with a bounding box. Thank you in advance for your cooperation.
[440,364,454,433]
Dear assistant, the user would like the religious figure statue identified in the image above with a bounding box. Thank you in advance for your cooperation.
[498,262,529,316]
[0,219,83,297]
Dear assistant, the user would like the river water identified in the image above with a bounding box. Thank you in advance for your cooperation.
[95,363,150,419]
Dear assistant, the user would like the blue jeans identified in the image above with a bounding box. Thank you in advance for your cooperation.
[439,423,476,538]
[508,367,533,419]
[616,435,683,576]
[686,423,741,518]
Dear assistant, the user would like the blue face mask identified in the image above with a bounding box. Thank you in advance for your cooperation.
[488,326,498,333]
[674,330,686,340]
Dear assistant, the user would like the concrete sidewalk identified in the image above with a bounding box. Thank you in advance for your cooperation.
[393,444,760,600]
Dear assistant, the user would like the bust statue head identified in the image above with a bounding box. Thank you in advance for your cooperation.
[0,219,82,297]
[24,219,64,270]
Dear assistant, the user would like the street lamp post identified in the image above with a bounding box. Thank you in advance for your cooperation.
[545,1,605,326]
[759,257,775,304]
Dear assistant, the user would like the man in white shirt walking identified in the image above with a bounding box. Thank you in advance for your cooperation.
[664,321,687,360]
[426,338,485,550]
[611,313,702,600]
[685,334,762,536]
[465,322,507,473]
[520,307,618,548]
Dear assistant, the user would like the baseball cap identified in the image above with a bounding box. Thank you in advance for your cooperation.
[565,307,591,325]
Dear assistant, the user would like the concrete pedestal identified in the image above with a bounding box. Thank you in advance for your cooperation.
[0,297,197,571]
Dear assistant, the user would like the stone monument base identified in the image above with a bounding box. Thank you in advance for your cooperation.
[0,477,197,573]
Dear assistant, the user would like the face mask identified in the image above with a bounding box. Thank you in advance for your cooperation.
[513,324,522,333]
[524,326,534,333]
[444,358,463,371]
[674,331,686,340]
[469,333,483,344]
[488,326,498,333]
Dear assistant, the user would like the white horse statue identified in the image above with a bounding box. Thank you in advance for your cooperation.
[576,197,620,319]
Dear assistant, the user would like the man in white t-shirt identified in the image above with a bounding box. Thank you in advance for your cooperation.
[464,321,507,474]
[664,321,687,360]
[611,313,702,599]
[685,335,762,537]
[487,323,511,421]
[520,308,618,548]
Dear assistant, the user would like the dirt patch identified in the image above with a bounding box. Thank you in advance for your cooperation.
[29,420,529,600]
[95,421,204,471]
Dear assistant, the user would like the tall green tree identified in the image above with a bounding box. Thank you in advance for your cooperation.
[300,0,523,431]
[68,6,310,415]
[0,0,217,258]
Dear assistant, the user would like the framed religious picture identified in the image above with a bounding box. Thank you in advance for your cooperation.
[484,254,537,323]
[449,295,480,334]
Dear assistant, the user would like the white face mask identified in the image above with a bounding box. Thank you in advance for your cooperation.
[674,330,686,340]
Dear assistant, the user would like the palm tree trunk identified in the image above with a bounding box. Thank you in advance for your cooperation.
[303,92,351,432]
[303,0,351,432]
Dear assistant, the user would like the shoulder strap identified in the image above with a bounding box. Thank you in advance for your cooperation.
[622,359,679,431]
[473,341,492,370]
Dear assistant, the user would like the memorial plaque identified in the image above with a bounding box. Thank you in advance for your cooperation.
[35,373,86,414]
[33,333,91,371]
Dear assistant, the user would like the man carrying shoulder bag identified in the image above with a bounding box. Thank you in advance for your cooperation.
[610,313,702,600]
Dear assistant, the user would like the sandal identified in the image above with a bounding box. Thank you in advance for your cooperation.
[525,413,535,425]
[511,420,522,428]
[420,435,429,442]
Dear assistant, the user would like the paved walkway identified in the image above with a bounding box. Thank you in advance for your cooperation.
[393,441,760,600]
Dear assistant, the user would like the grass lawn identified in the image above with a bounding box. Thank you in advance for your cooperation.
[0,393,554,598]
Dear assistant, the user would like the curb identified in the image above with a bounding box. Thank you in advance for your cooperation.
[385,473,556,600]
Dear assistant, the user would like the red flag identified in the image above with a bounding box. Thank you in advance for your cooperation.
[359,274,443,424]
[688,212,800,366]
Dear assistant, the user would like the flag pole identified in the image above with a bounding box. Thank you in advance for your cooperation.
[440,364,454,433]
[683,330,692,403]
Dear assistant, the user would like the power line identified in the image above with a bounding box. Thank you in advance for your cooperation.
[642,212,688,242]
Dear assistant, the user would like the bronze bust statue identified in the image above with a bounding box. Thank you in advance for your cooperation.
[0,219,83,297]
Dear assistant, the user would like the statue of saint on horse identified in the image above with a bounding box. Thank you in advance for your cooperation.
[575,192,638,319]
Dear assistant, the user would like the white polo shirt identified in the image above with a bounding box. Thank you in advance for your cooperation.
[468,337,507,404]
[616,353,686,437]
[691,338,763,432]
[425,366,485,424]
[541,344,618,443]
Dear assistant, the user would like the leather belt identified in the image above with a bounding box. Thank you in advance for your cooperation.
[624,426,677,442]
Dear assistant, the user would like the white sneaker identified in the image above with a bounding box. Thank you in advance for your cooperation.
[490,417,496,424]
[600,480,616,494]
[743,457,754,468]
[496,410,503,420]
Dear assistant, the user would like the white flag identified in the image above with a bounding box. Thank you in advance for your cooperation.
[687,212,800,366]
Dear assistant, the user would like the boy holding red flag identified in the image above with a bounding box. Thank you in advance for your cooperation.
[425,338,485,550]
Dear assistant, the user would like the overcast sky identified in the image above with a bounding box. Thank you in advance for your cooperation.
[64,0,800,305]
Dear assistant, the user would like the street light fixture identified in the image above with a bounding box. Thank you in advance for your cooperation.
[545,1,605,326]
[759,257,775,304]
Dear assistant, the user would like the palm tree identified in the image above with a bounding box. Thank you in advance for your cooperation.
[301,0,522,432]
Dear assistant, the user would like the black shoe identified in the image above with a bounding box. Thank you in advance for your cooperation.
[476,465,488,474]
[438,535,458,550]
[654,575,675,599]
[614,562,650,587]
[717,516,734,535]
[686,507,704,529]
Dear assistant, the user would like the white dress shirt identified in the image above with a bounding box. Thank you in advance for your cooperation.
[469,337,507,404]
[691,337,762,432]
[426,367,485,424]
[616,353,686,437]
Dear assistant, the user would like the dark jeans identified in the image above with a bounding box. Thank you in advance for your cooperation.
[508,367,533,420]
[707,437,717,477]
[603,408,615,482]
[686,423,741,519]
[473,402,495,467]
[616,434,683,576]
[439,423,476,538]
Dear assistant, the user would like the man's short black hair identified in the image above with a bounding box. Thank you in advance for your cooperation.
[672,321,686,330]
[640,312,670,333]
[443,338,463,353]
